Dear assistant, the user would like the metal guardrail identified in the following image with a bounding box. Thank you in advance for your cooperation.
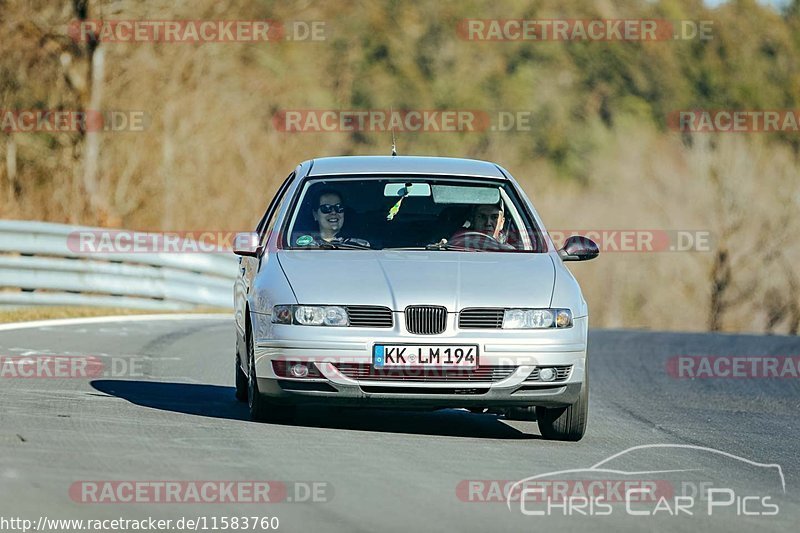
[0,220,237,309]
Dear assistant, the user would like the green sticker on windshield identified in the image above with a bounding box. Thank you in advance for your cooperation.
[296,235,314,246]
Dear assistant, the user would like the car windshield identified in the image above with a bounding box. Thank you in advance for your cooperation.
[282,176,545,252]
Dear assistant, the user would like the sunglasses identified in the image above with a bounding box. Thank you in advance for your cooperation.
[318,203,345,214]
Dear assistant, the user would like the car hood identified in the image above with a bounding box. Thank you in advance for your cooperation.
[276,251,556,311]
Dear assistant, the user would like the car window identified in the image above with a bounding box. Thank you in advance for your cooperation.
[256,172,294,234]
[260,177,294,248]
[281,176,544,252]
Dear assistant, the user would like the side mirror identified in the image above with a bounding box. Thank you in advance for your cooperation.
[559,235,599,261]
[233,232,262,257]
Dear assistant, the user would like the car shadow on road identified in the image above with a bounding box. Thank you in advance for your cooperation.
[298,406,539,439]
[90,379,539,440]
[91,380,251,421]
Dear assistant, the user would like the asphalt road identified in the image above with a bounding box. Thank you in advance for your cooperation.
[0,316,797,532]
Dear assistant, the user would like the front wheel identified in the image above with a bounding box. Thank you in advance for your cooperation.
[247,331,295,423]
[535,379,588,441]
[235,355,248,403]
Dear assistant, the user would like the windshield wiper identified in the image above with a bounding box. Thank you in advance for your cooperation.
[382,242,476,252]
[425,242,478,251]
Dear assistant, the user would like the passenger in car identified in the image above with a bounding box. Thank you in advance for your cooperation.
[309,189,371,247]
[312,189,346,242]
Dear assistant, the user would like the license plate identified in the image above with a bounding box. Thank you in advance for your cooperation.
[373,345,478,369]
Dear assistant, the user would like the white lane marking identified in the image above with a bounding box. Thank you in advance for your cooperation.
[2,348,183,360]
[0,313,231,332]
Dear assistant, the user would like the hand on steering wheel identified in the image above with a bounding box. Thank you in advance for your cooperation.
[448,231,503,250]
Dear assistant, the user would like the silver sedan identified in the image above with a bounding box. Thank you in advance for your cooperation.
[233,156,598,440]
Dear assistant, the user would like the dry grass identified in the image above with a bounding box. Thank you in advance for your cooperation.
[531,127,800,333]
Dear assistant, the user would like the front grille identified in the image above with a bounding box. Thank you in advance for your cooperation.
[405,305,448,334]
[459,308,504,329]
[334,363,517,383]
[525,365,572,382]
[346,306,393,328]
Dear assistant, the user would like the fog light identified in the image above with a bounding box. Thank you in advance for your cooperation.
[539,367,556,382]
[290,363,309,378]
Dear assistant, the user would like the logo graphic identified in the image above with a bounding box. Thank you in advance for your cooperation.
[505,444,785,517]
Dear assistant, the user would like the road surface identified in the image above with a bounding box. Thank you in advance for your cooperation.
[0,316,797,532]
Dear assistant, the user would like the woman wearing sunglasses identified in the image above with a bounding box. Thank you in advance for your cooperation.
[310,189,371,248]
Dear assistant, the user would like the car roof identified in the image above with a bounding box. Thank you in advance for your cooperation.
[305,156,507,178]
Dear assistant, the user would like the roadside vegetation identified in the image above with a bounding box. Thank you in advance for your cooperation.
[0,306,229,324]
[0,306,226,324]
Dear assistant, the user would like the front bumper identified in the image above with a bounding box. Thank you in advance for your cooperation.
[253,316,588,409]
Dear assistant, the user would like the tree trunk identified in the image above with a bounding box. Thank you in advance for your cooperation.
[83,45,104,213]
[5,136,17,199]
[708,248,731,331]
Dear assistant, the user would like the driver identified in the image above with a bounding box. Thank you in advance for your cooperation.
[471,203,506,241]
[309,189,370,247]
[449,202,511,249]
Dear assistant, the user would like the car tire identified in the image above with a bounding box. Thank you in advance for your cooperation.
[247,329,295,424]
[535,376,588,441]
[235,354,248,403]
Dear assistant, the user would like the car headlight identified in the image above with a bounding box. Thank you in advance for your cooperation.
[272,305,349,326]
[502,308,572,329]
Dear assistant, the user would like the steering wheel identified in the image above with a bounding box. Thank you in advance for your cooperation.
[448,231,504,250]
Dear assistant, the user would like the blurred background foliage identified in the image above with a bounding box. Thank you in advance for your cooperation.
[1,0,799,333]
